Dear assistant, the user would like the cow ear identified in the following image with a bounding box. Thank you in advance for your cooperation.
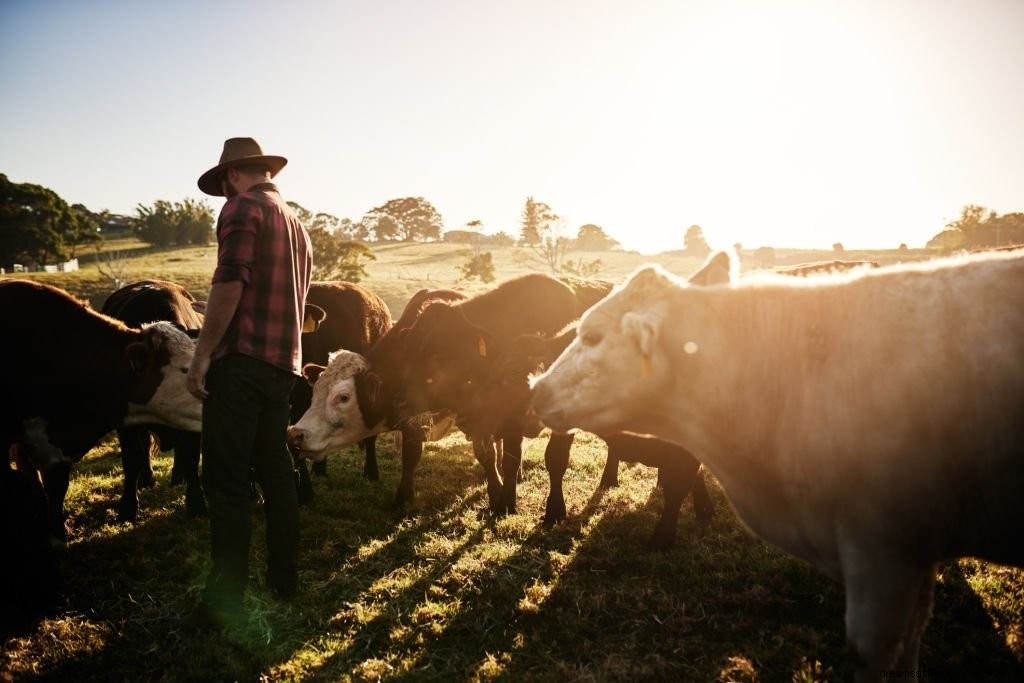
[302,363,326,386]
[191,300,207,315]
[302,304,327,333]
[126,340,152,373]
[622,311,658,359]
[689,251,734,286]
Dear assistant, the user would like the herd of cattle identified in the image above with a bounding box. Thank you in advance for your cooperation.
[2,248,1021,681]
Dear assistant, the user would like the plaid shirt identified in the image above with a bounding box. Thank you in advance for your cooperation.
[211,182,312,375]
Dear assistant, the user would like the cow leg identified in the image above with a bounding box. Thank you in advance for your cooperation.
[471,437,504,514]
[542,432,576,528]
[361,435,379,481]
[42,462,71,545]
[394,425,424,508]
[598,450,620,489]
[648,454,702,550]
[843,554,936,682]
[690,468,714,527]
[312,457,328,478]
[496,432,524,516]
[117,427,151,523]
[173,431,206,517]
[294,454,315,505]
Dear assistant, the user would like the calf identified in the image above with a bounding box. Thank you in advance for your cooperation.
[289,288,483,509]
[0,279,202,542]
[531,250,1024,680]
[101,279,206,522]
[290,281,392,502]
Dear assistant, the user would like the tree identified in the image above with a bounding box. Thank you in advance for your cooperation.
[0,174,91,269]
[833,242,845,253]
[362,197,443,242]
[307,225,376,282]
[134,198,214,247]
[520,196,556,246]
[683,224,711,257]
[458,251,495,283]
[576,224,619,251]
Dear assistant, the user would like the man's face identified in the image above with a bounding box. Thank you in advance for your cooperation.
[220,171,238,198]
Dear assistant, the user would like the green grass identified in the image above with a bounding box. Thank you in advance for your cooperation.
[3,431,1022,682]
[3,243,1020,681]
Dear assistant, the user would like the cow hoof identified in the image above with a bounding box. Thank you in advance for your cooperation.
[117,502,139,524]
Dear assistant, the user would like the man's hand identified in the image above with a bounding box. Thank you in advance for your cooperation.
[187,353,210,400]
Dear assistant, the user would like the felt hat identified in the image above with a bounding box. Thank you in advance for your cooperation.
[197,137,287,196]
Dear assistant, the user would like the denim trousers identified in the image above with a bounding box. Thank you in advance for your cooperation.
[200,354,299,607]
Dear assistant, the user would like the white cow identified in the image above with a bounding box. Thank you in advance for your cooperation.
[530,249,1024,681]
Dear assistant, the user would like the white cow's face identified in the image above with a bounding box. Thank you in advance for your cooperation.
[125,322,203,431]
[288,350,379,461]
[531,279,665,435]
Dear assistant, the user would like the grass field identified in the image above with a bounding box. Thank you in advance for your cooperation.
[2,241,1021,682]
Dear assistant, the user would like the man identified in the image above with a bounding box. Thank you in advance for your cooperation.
[188,137,312,626]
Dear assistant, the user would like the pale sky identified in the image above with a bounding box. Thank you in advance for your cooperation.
[2,0,1023,253]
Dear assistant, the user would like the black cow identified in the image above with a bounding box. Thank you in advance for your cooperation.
[0,279,202,542]
[101,280,206,522]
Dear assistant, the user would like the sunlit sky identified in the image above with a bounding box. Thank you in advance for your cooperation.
[2,0,1023,253]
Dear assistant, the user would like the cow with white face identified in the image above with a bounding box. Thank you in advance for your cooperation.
[0,279,203,542]
[531,249,1024,681]
[289,349,371,461]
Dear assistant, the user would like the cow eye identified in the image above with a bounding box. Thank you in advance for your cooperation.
[581,330,603,346]
[336,393,350,405]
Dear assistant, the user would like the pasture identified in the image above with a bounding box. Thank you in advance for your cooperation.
[2,242,1021,681]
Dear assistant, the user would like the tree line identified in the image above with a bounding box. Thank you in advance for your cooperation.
[6,173,1015,278]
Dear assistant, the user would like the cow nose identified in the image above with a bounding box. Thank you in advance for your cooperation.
[287,425,305,449]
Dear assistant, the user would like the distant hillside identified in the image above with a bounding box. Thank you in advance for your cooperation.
[3,240,940,318]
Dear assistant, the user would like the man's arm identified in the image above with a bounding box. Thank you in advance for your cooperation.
[187,280,244,399]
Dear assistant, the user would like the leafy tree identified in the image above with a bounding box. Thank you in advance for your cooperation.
[308,226,376,282]
[576,224,619,251]
[0,173,91,269]
[683,224,711,257]
[458,251,495,283]
[363,197,443,242]
[491,231,515,246]
[134,198,213,247]
[927,204,1024,251]
[833,242,845,253]
[520,196,557,246]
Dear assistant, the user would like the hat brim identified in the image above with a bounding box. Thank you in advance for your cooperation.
[197,155,288,196]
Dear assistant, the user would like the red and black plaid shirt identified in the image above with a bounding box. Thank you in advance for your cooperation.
[211,182,312,375]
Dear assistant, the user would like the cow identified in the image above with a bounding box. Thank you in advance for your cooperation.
[0,279,203,543]
[530,249,1024,680]
[101,279,206,522]
[289,281,392,503]
[289,287,506,511]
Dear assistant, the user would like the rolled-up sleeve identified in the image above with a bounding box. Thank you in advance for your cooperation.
[212,197,261,285]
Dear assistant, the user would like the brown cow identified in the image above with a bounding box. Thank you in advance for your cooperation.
[290,281,392,502]
[290,288,492,510]
[0,279,202,542]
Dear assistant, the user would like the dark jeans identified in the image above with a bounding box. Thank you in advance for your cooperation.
[201,354,299,608]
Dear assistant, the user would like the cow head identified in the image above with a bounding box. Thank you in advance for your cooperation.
[402,302,497,416]
[123,321,203,431]
[9,417,69,474]
[531,251,733,434]
[287,350,378,461]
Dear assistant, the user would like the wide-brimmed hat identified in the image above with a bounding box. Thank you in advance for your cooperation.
[197,137,287,196]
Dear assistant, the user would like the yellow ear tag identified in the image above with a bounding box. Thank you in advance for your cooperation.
[641,356,651,379]
[478,337,487,358]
